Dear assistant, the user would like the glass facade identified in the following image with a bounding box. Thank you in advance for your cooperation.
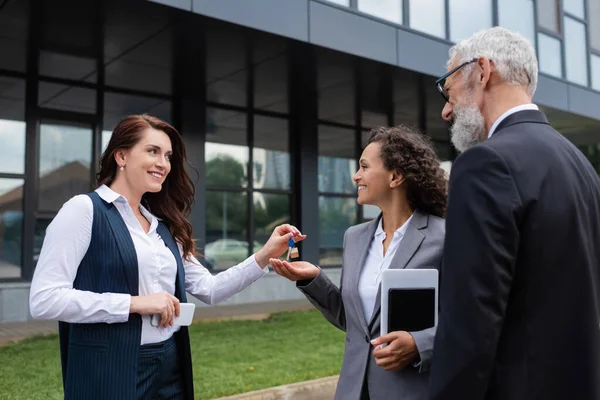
[0,0,599,284]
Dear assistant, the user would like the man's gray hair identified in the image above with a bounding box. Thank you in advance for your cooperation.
[448,27,538,96]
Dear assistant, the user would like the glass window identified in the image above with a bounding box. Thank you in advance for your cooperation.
[0,178,24,278]
[426,83,451,143]
[326,0,350,5]
[253,116,290,190]
[38,123,93,212]
[0,120,26,175]
[253,193,289,253]
[538,0,561,33]
[319,126,357,194]
[40,0,95,56]
[360,61,391,129]
[449,0,492,43]
[563,0,585,19]
[206,108,248,188]
[0,0,29,72]
[564,17,588,86]
[409,0,446,38]
[318,49,356,125]
[38,82,96,114]
[498,0,535,47]
[206,20,247,107]
[590,0,600,52]
[592,54,600,91]
[39,51,97,83]
[254,33,288,113]
[104,0,173,95]
[0,77,26,175]
[358,0,403,24]
[393,69,420,129]
[204,191,248,271]
[538,33,563,78]
[319,196,357,267]
[103,92,172,132]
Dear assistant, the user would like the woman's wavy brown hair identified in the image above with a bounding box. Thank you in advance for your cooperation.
[368,125,448,218]
[97,114,198,261]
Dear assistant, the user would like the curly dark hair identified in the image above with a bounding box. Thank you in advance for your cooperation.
[368,125,448,218]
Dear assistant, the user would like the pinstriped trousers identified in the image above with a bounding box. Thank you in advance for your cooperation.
[137,336,184,400]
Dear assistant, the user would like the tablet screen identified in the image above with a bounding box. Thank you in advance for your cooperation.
[388,288,435,332]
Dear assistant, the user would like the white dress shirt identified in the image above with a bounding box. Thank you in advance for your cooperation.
[488,103,539,138]
[357,214,413,322]
[30,185,268,345]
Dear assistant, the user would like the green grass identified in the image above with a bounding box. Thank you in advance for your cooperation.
[0,310,344,399]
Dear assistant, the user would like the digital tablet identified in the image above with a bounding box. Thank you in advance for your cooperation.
[380,269,438,336]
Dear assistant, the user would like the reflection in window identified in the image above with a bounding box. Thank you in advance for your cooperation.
[206,108,248,188]
[325,0,349,5]
[319,126,356,194]
[0,0,29,72]
[206,20,247,107]
[538,33,563,78]
[104,0,173,94]
[563,0,584,19]
[254,32,288,113]
[410,0,446,38]
[591,0,600,52]
[253,116,290,190]
[204,191,248,271]
[564,17,588,86]
[358,0,403,24]
[426,83,450,143]
[393,69,420,130]
[39,51,97,83]
[38,82,96,114]
[38,123,92,212]
[0,179,24,278]
[449,0,492,43]
[318,49,356,125]
[592,55,600,91]
[0,120,26,174]
[319,196,357,267]
[360,61,391,129]
[102,130,113,154]
[537,0,561,33]
[498,0,535,47]
[103,92,172,132]
[253,193,289,252]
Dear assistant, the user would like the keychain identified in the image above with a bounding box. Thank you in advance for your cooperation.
[286,237,299,260]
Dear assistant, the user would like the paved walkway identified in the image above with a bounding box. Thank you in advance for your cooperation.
[0,299,313,346]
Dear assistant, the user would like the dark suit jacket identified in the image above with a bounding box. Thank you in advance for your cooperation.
[429,110,600,400]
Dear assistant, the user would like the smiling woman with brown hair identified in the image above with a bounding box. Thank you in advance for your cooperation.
[29,114,305,400]
[270,125,447,400]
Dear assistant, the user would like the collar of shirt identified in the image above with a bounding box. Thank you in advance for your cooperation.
[96,184,159,232]
[487,103,539,138]
[373,213,414,239]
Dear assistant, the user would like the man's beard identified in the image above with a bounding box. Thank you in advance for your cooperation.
[450,102,486,153]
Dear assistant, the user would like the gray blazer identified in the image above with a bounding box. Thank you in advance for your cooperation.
[298,210,445,400]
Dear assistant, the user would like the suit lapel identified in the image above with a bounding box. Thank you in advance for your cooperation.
[351,215,381,334]
[157,222,187,302]
[368,211,427,329]
[104,205,139,296]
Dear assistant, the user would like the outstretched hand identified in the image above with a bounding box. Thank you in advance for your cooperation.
[254,224,306,268]
[269,259,320,281]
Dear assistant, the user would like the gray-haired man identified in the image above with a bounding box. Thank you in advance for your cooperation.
[429,27,600,400]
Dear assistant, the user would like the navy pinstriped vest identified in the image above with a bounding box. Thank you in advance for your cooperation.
[58,192,194,399]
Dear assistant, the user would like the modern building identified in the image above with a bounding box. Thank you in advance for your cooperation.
[1,0,599,322]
